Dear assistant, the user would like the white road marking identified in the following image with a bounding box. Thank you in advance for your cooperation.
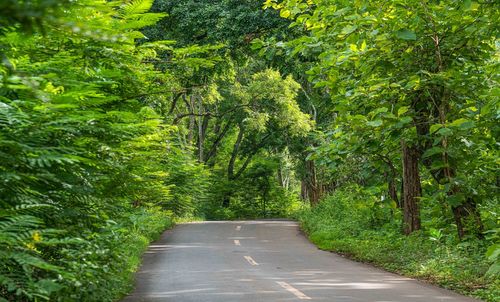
[243,256,259,266]
[235,225,241,231]
[276,281,312,300]
[234,239,241,246]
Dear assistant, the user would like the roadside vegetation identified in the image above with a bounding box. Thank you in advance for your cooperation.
[299,186,498,300]
[0,0,498,301]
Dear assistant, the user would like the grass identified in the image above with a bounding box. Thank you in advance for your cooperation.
[115,208,175,300]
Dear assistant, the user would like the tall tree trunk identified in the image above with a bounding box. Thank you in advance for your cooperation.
[196,97,209,162]
[305,160,320,206]
[452,197,484,239]
[223,125,245,208]
[386,172,399,207]
[186,95,195,145]
[277,167,284,187]
[228,125,244,181]
[301,180,308,201]
[438,101,484,239]
[168,92,183,115]
[401,141,422,235]
[206,119,232,166]
[443,163,484,239]
[379,156,400,207]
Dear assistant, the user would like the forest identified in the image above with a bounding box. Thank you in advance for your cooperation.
[0,0,498,301]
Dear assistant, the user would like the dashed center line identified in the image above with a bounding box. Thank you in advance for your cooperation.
[276,281,311,300]
[234,239,241,246]
[235,225,241,231]
[243,256,259,266]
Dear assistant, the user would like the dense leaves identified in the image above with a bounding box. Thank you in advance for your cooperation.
[0,0,204,300]
[259,0,499,299]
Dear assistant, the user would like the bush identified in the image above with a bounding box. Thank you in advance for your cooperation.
[56,207,173,301]
[0,206,173,302]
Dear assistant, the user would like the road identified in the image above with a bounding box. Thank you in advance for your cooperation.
[122,220,477,302]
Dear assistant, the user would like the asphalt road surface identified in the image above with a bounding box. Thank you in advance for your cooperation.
[122,220,478,302]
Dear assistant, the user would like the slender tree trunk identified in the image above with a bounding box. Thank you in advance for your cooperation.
[305,160,320,206]
[168,92,183,115]
[301,180,308,201]
[438,101,484,239]
[196,97,209,162]
[386,171,399,207]
[277,167,284,187]
[444,167,484,239]
[401,141,422,235]
[228,126,244,181]
[452,197,484,239]
[380,157,400,207]
[206,119,232,166]
[283,175,290,189]
[223,125,245,208]
[389,179,399,206]
[187,95,195,145]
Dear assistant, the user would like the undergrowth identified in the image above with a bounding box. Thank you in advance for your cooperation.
[299,186,499,302]
[0,207,173,302]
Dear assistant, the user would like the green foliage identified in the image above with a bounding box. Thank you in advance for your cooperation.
[235,69,312,136]
[485,228,500,277]
[55,208,173,302]
[204,157,304,220]
[299,187,499,301]
[260,0,499,291]
[145,0,289,50]
[0,0,208,300]
[2,0,497,300]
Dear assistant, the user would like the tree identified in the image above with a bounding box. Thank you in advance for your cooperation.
[221,69,312,206]
[265,0,499,237]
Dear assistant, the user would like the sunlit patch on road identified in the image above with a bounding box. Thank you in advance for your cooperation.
[244,255,259,266]
[276,281,311,300]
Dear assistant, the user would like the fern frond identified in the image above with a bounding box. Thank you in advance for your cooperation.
[11,253,61,272]
[119,13,167,30]
[120,0,155,17]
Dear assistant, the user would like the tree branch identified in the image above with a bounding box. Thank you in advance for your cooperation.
[205,119,233,163]
[232,133,272,180]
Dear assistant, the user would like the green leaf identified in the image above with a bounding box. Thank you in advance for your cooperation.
[280,9,291,18]
[422,146,443,158]
[367,120,383,127]
[463,0,472,10]
[486,244,500,261]
[449,118,475,130]
[395,116,413,128]
[436,127,453,137]
[486,262,500,276]
[370,107,388,117]
[397,106,409,116]
[447,193,465,207]
[250,39,264,50]
[430,124,443,133]
[341,25,358,36]
[360,40,367,51]
[36,279,63,294]
[395,29,417,41]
